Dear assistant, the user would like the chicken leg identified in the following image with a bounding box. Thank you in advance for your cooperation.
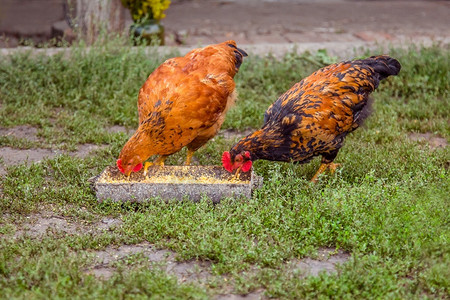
[143,155,168,176]
[310,151,341,182]
[184,149,195,165]
[310,162,341,183]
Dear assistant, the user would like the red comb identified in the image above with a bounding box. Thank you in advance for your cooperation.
[222,151,233,172]
[117,159,125,173]
[133,163,143,172]
[242,161,252,172]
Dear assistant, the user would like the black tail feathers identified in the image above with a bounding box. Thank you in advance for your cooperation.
[228,43,248,71]
[227,43,248,57]
[358,55,401,81]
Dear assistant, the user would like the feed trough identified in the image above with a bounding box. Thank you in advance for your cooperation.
[90,165,263,203]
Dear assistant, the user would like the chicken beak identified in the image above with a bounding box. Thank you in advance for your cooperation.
[233,165,243,180]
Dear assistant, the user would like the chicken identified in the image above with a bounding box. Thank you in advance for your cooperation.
[222,55,401,181]
[117,40,247,176]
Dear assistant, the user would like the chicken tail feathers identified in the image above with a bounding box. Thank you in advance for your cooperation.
[227,42,248,71]
[356,55,402,81]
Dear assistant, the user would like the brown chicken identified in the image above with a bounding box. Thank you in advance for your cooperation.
[117,40,247,176]
[222,55,401,181]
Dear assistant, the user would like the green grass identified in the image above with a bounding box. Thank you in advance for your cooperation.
[0,39,449,299]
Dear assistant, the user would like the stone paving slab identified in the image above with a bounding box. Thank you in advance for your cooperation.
[163,0,450,47]
[2,37,447,61]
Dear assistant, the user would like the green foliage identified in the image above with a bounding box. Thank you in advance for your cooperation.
[0,237,207,299]
[0,38,175,149]
[0,41,449,298]
[121,0,171,22]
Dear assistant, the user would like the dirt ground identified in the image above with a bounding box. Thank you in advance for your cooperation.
[12,212,351,292]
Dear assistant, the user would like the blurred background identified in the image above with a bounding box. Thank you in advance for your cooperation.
[0,0,449,48]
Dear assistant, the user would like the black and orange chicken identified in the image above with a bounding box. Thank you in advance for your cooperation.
[222,55,401,181]
[117,40,247,176]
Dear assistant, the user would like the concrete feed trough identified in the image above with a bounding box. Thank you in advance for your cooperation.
[90,165,263,203]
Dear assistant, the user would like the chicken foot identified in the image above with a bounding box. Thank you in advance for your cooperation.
[310,162,341,183]
[143,155,168,177]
